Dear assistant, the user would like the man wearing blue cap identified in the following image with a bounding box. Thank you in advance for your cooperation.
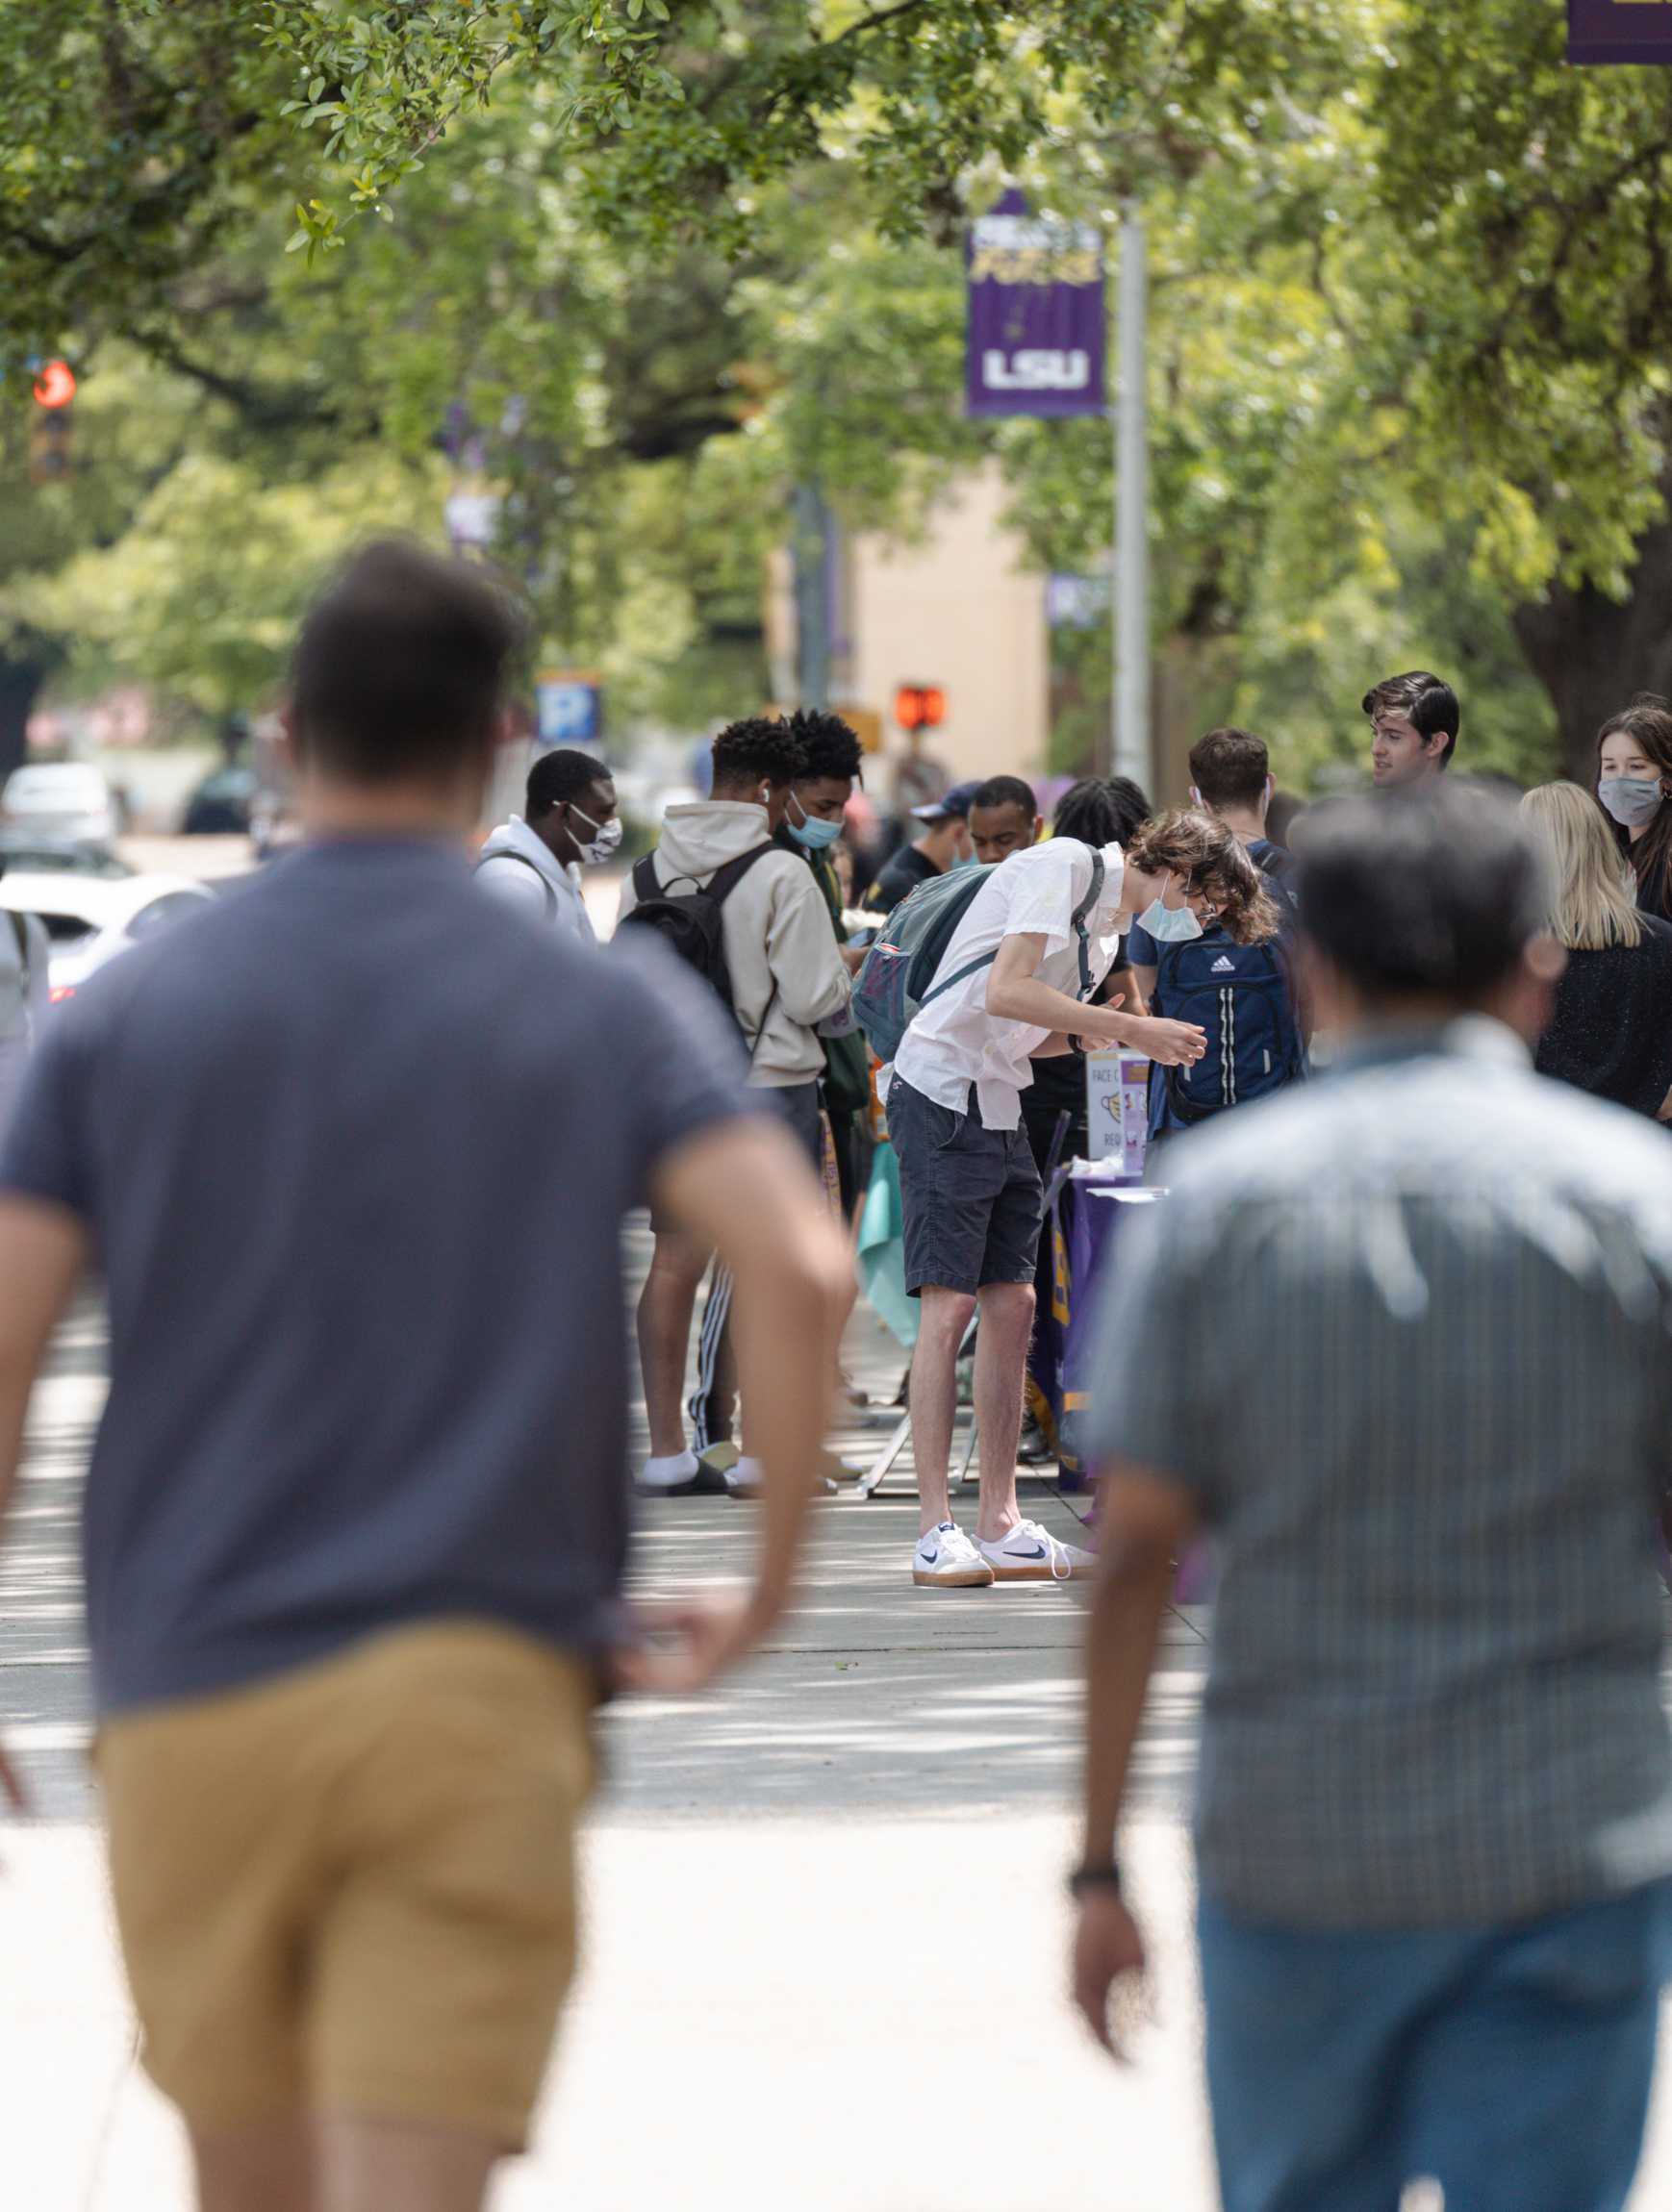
[864,779,980,917]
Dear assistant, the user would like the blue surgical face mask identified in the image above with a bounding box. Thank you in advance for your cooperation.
[787,794,844,851]
[1138,896,1204,943]
[1598,776,1664,829]
[952,851,981,871]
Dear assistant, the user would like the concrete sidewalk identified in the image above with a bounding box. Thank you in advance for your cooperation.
[10,1480,1672,2208]
[7,1276,1672,2207]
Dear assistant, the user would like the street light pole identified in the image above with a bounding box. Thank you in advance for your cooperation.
[1111,200,1151,791]
[792,481,833,709]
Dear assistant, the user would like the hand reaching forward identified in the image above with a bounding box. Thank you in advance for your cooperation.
[1124,1016,1208,1068]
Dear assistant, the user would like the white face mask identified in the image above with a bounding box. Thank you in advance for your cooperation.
[1138,896,1203,943]
[569,802,622,866]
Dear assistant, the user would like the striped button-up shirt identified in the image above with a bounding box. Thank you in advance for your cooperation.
[1088,1018,1672,1928]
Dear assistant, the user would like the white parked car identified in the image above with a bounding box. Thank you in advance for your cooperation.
[0,872,215,1002]
[1,762,120,846]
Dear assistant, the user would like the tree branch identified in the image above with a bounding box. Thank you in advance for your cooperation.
[133,328,355,434]
[823,0,936,50]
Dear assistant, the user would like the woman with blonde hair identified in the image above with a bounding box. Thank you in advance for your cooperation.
[1521,781,1672,1118]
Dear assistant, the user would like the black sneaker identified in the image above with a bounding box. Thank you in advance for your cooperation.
[636,1451,731,1497]
[1018,1412,1054,1467]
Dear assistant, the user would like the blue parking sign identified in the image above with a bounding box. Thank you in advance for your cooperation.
[536,674,602,745]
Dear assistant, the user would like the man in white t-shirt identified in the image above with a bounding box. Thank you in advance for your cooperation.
[889,794,1278,1590]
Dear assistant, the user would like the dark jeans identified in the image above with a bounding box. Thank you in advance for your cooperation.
[1199,1882,1672,2212]
[688,1080,823,1450]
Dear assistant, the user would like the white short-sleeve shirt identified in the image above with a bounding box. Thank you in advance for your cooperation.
[891,839,1126,1128]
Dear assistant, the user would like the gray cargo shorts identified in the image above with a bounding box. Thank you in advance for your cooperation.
[887,1076,1044,1298]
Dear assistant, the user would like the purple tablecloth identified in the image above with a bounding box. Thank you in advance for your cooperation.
[1026,1169,1168,1489]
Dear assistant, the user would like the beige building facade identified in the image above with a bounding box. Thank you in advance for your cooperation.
[769,463,1051,801]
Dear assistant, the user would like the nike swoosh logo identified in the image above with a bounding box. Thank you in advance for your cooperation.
[1002,1543,1048,1561]
[921,1549,939,1565]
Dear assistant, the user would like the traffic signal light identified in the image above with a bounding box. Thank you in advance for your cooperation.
[30,409,73,484]
[28,359,76,484]
[894,684,948,733]
[33,360,76,408]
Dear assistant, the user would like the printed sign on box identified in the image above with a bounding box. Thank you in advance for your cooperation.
[1084,1051,1151,1180]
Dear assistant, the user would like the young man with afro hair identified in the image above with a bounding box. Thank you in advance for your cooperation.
[622,715,854,1495]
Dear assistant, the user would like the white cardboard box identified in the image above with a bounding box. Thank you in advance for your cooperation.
[1084,1050,1151,1178]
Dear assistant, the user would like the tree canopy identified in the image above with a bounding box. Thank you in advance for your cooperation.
[8,0,1672,786]
[0,0,1155,358]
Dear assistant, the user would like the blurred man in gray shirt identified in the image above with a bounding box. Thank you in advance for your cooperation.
[1073,784,1672,2212]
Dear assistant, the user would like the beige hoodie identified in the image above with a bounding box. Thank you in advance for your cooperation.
[618,800,850,1088]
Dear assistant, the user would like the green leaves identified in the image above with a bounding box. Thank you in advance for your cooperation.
[247,1,1160,262]
[8,0,1672,781]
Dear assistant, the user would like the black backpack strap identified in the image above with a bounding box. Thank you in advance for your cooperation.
[743,979,782,1066]
[477,848,558,922]
[631,853,661,903]
[921,948,999,1010]
[1070,850,1105,998]
[705,842,778,907]
[687,843,782,1056]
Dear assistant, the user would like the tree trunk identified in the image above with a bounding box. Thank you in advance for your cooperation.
[0,649,51,787]
[1513,484,1672,781]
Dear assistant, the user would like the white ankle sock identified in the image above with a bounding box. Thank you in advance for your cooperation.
[640,1451,699,1488]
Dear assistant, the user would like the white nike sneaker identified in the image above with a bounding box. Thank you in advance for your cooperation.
[977,1519,1096,1582]
[912,1521,996,1589]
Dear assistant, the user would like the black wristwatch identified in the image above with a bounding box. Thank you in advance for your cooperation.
[1068,1860,1124,1900]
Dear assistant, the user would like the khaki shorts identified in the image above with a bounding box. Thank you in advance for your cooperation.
[95,1621,596,2145]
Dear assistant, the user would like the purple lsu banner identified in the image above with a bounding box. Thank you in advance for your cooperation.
[966,189,1105,419]
[1569,0,1672,63]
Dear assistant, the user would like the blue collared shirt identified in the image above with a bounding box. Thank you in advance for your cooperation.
[1088,1018,1672,1928]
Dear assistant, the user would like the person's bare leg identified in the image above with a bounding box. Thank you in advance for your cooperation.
[191,2119,314,2212]
[317,2115,502,2212]
[972,1280,1035,1544]
[739,1273,857,1469]
[635,1233,711,1458]
[909,1286,976,1534]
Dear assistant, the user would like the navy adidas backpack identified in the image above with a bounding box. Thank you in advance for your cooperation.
[1151,848,1305,1128]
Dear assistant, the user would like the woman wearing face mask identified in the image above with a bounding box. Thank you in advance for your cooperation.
[1115,810,1295,1151]
[1596,696,1672,927]
[1521,781,1672,1121]
[476,747,621,943]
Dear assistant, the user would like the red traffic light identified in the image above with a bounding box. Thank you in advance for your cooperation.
[894,684,947,732]
[33,360,76,410]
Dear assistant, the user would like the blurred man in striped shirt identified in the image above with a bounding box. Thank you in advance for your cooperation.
[1075,783,1672,2212]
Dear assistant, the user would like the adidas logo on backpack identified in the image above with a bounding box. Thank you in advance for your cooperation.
[1211,955,1236,974]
